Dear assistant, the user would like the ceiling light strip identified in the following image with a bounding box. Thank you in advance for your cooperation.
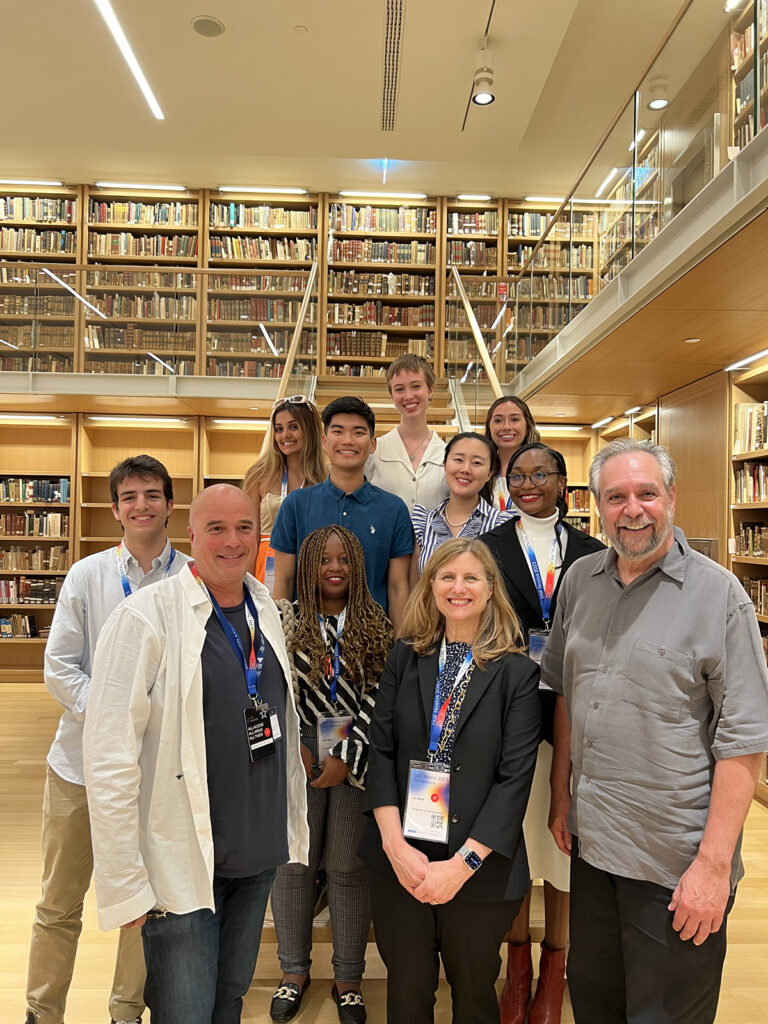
[93,0,165,120]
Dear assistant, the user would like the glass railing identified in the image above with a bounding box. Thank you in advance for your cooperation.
[444,267,503,428]
[503,0,765,386]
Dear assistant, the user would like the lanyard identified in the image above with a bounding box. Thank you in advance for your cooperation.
[279,467,304,503]
[428,638,473,754]
[318,607,347,702]
[516,520,560,623]
[116,542,176,598]
[189,562,266,704]
[493,473,509,511]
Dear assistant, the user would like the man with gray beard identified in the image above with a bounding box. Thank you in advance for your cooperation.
[541,439,768,1024]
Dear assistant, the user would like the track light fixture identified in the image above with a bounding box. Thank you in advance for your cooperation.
[471,36,495,106]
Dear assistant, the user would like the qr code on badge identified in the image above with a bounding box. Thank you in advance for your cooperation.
[430,813,444,829]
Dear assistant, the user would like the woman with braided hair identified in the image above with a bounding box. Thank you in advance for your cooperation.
[270,525,393,1024]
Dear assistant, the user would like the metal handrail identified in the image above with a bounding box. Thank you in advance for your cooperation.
[448,266,503,399]
[273,259,319,401]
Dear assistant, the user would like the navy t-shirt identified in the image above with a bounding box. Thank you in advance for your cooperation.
[201,598,289,877]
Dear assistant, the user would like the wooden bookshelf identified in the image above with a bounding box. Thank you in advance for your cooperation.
[0,414,76,682]
[85,187,201,265]
[730,1,768,152]
[200,417,270,488]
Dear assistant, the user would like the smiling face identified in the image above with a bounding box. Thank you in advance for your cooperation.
[507,449,564,519]
[187,485,258,604]
[112,474,173,547]
[389,369,433,422]
[273,408,305,460]
[487,399,527,457]
[444,437,494,502]
[322,412,376,473]
[318,530,350,612]
[597,452,676,564]
[430,551,492,638]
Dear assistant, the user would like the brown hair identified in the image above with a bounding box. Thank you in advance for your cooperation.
[242,399,325,504]
[401,537,524,669]
[385,353,436,392]
[484,396,539,447]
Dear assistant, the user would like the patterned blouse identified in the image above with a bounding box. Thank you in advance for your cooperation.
[412,496,512,574]
[430,640,474,767]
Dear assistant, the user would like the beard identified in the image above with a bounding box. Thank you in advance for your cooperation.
[606,504,675,562]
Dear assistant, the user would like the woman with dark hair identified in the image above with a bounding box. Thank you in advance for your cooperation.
[484,396,540,511]
[242,396,325,592]
[362,538,540,1024]
[270,525,393,1024]
[410,431,511,582]
[480,443,605,1024]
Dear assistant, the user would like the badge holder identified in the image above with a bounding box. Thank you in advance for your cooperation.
[527,627,550,665]
[402,760,450,844]
[243,700,276,762]
[317,713,354,764]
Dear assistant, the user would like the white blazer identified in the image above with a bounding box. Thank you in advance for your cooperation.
[83,563,309,931]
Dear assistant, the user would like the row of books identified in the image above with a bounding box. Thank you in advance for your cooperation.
[563,517,591,534]
[208,272,308,293]
[0,613,44,638]
[208,329,314,354]
[508,242,595,270]
[84,357,195,374]
[326,363,387,377]
[209,203,318,231]
[735,521,767,556]
[0,512,69,537]
[326,334,417,358]
[327,270,435,296]
[733,402,768,453]
[0,326,76,351]
[90,294,197,319]
[205,359,296,378]
[209,236,317,262]
[88,233,199,258]
[515,306,570,330]
[449,278,501,298]
[548,212,597,238]
[327,302,435,327]
[568,489,591,513]
[506,337,548,362]
[1,353,73,371]
[0,196,77,223]
[207,298,314,322]
[517,274,595,301]
[741,576,768,616]
[84,325,196,351]
[89,200,199,227]
[735,72,755,115]
[87,269,195,289]
[329,239,436,265]
[0,228,76,253]
[329,204,436,234]
[447,211,498,235]
[447,241,497,267]
[0,576,63,604]
[0,294,75,315]
[0,545,69,570]
[0,477,69,502]
[508,212,554,238]
[445,305,499,329]
[734,461,768,502]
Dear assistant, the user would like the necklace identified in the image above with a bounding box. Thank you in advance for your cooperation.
[444,507,472,529]
[401,430,430,463]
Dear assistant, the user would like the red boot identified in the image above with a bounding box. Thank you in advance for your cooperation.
[528,942,566,1024]
[498,939,532,1024]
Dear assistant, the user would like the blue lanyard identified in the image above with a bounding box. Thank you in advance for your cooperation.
[116,543,175,598]
[318,607,347,702]
[280,465,288,501]
[428,639,473,754]
[190,564,266,703]
[516,521,560,623]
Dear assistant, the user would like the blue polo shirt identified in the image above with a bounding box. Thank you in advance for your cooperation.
[270,476,414,611]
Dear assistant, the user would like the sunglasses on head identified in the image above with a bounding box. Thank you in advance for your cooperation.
[272,394,309,411]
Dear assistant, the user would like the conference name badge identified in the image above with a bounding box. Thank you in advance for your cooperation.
[317,713,354,763]
[527,627,549,665]
[243,702,276,762]
[403,760,450,844]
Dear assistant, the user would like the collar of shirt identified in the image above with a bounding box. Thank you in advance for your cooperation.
[593,525,687,586]
[320,475,371,504]
[120,538,173,574]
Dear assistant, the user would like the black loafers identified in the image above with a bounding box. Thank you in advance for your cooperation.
[331,983,367,1024]
[269,976,310,1022]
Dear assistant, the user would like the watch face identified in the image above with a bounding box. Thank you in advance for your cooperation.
[464,850,482,871]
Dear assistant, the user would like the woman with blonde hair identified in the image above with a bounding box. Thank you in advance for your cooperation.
[361,538,540,1024]
[242,396,325,591]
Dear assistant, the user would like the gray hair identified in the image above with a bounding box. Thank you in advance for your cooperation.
[589,439,676,499]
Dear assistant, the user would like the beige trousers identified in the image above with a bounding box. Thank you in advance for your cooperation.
[26,766,146,1024]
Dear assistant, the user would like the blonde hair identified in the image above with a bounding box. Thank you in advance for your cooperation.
[242,399,325,502]
[401,538,523,669]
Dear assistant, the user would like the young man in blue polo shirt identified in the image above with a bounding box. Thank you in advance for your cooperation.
[271,396,413,633]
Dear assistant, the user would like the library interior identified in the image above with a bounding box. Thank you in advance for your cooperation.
[2,1,768,1022]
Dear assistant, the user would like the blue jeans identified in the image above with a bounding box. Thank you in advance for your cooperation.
[142,869,276,1024]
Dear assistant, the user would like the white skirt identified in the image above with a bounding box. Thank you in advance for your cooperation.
[522,741,571,892]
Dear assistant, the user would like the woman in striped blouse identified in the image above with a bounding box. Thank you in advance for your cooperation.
[410,432,512,583]
[271,525,393,1024]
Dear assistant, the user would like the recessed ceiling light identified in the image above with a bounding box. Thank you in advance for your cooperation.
[338,190,427,200]
[648,98,669,110]
[218,186,308,195]
[457,194,491,202]
[95,182,186,191]
[0,177,64,187]
[684,337,701,344]
[192,16,225,37]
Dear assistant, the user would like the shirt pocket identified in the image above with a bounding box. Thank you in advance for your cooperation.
[621,637,693,723]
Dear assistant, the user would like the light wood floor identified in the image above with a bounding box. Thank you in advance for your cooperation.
[1,684,766,1023]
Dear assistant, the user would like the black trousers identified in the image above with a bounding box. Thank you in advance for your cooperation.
[568,838,734,1024]
[367,866,521,1024]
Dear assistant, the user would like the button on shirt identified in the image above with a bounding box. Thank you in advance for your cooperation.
[540,527,768,891]
[45,540,190,785]
[270,477,414,611]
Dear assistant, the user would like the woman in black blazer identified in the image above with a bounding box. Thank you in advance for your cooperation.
[361,537,541,1024]
[481,443,605,1024]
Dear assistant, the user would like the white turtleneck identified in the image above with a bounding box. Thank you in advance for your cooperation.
[514,507,568,595]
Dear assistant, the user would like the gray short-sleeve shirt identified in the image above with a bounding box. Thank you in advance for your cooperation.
[540,527,768,891]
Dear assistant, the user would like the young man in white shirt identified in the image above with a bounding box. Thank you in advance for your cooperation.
[24,455,189,1024]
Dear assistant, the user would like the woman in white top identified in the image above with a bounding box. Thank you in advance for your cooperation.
[365,353,448,514]
[484,396,540,512]
[243,396,326,591]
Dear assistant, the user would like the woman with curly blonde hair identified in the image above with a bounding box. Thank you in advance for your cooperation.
[270,525,393,1024]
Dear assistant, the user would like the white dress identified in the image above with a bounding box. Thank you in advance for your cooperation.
[365,427,448,514]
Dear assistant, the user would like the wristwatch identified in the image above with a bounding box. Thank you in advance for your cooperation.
[457,843,483,872]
